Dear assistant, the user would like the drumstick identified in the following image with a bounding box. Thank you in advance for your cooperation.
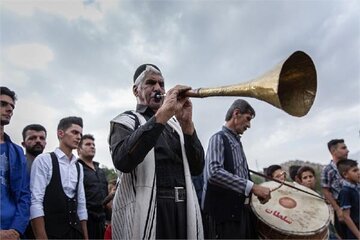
[249,169,326,201]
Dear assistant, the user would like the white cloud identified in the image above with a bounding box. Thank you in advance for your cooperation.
[0,67,30,87]
[1,0,359,171]
[4,43,54,70]
[2,0,117,22]
[75,87,136,114]
[106,88,137,110]
[257,104,360,150]
[6,94,60,154]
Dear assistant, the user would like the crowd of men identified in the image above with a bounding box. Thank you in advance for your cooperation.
[1,63,359,240]
[1,87,109,239]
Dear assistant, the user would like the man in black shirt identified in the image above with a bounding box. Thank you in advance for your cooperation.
[108,64,205,239]
[78,134,108,239]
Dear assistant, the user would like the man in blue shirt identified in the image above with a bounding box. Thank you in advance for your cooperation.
[0,86,31,239]
[337,159,360,239]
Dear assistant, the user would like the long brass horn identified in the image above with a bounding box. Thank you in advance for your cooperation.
[186,51,317,117]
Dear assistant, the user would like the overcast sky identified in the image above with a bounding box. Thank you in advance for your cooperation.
[1,0,359,171]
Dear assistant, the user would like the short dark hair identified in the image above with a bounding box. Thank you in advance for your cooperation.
[266,165,282,178]
[289,165,301,181]
[22,124,47,141]
[133,64,161,83]
[337,159,358,178]
[79,134,94,148]
[57,116,83,131]
[225,99,255,121]
[0,86,17,101]
[327,139,344,152]
[297,166,315,180]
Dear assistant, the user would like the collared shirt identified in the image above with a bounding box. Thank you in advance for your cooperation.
[78,159,108,218]
[26,157,32,176]
[339,180,359,225]
[30,148,87,220]
[321,160,343,200]
[203,126,253,200]
[109,105,204,180]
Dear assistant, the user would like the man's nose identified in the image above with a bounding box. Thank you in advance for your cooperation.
[153,82,162,90]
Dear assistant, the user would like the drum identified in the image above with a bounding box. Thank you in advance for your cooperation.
[251,181,330,239]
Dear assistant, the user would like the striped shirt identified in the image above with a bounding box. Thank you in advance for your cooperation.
[202,126,253,206]
[321,160,343,200]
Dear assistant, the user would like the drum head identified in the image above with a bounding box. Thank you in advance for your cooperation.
[251,181,330,237]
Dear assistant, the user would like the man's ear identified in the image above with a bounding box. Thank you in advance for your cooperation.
[57,129,64,139]
[330,146,336,155]
[21,141,26,148]
[133,85,138,97]
[233,109,241,118]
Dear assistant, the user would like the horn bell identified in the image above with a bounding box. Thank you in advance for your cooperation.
[187,51,317,117]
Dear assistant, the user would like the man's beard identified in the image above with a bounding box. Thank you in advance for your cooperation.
[27,145,44,157]
[0,119,9,126]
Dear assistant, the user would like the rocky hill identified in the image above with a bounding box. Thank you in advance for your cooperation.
[280,159,325,177]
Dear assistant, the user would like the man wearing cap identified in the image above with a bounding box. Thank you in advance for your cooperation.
[109,64,204,239]
[202,99,271,239]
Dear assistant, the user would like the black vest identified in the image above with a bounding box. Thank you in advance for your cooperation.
[203,131,250,222]
[43,152,83,239]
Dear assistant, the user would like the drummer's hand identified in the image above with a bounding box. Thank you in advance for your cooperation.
[252,184,271,204]
[335,208,344,222]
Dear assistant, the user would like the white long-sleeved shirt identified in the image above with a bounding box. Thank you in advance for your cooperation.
[30,147,87,220]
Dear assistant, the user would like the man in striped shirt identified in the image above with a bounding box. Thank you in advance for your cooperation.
[202,99,271,239]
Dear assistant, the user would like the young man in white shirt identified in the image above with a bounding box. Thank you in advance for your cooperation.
[30,116,88,239]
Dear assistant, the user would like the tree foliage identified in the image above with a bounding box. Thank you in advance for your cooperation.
[101,165,118,182]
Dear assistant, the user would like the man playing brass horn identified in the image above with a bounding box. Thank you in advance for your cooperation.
[202,99,271,239]
[108,64,204,239]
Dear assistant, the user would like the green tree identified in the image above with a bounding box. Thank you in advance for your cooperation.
[101,166,117,182]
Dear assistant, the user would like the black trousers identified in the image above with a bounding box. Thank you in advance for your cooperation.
[156,198,187,239]
[47,226,83,239]
[87,214,106,239]
[334,211,347,239]
[24,223,35,239]
[204,205,258,239]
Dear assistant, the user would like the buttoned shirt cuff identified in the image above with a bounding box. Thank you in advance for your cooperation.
[245,180,254,197]
[77,209,88,221]
[145,116,165,131]
[184,129,198,141]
